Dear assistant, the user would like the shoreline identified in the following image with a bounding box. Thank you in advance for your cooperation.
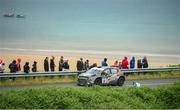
[0,52,180,72]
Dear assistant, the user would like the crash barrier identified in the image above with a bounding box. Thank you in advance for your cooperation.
[0,67,180,78]
[0,71,82,78]
[121,67,180,73]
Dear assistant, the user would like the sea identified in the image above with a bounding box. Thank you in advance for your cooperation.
[0,0,180,58]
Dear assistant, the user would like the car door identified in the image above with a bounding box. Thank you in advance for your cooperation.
[101,68,111,84]
[109,68,119,84]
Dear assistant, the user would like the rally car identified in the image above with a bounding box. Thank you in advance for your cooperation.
[77,67,125,86]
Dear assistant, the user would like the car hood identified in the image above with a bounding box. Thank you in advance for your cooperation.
[79,72,94,77]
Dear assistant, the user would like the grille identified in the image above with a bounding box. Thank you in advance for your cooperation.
[78,79,87,85]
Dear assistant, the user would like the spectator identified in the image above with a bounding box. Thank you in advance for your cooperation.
[9,60,18,73]
[84,60,90,70]
[50,56,55,71]
[59,56,64,71]
[16,57,21,71]
[63,60,69,70]
[130,56,135,69]
[118,62,122,69]
[121,56,129,69]
[101,58,108,66]
[137,59,142,68]
[114,60,119,68]
[44,57,49,72]
[76,58,84,71]
[24,62,30,73]
[89,63,97,69]
[32,61,37,72]
[0,59,2,64]
[142,56,148,68]
[0,63,5,73]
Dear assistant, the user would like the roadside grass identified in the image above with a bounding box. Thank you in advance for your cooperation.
[168,64,180,67]
[0,82,179,109]
[0,75,76,86]
[0,71,180,87]
[126,71,180,80]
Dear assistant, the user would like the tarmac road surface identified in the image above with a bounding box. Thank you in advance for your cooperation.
[0,78,179,91]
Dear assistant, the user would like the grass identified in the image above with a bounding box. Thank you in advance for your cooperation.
[168,64,180,67]
[0,75,77,86]
[0,82,180,109]
[1,71,180,87]
[126,71,180,80]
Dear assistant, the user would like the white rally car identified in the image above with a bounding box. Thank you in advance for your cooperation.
[77,67,125,86]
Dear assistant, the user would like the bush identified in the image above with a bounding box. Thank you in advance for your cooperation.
[0,83,180,109]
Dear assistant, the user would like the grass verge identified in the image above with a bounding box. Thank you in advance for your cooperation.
[0,82,180,109]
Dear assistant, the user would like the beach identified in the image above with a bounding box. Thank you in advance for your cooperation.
[1,51,180,73]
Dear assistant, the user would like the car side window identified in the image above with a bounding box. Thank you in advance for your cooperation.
[101,69,111,76]
[111,68,118,74]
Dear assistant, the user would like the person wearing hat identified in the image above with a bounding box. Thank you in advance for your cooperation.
[32,61,37,72]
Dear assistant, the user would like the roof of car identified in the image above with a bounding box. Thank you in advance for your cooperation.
[91,66,118,71]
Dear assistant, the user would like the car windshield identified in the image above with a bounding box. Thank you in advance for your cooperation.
[87,69,101,75]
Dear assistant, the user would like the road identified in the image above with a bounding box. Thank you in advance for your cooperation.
[0,78,180,91]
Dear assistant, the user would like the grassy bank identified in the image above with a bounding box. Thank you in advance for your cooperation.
[0,71,180,86]
[0,82,180,109]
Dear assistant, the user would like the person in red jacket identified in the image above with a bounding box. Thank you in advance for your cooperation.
[17,57,21,71]
[121,56,129,69]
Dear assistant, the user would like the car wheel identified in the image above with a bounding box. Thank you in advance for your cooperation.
[117,77,125,86]
[94,78,102,85]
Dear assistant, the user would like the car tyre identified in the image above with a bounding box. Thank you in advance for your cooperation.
[94,78,102,85]
[117,77,125,86]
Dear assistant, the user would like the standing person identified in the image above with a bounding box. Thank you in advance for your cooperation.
[59,56,64,71]
[142,56,149,68]
[32,61,37,72]
[62,60,70,70]
[0,59,3,65]
[130,57,135,69]
[121,56,129,69]
[16,57,21,71]
[84,60,90,70]
[50,56,55,71]
[0,63,5,73]
[23,62,30,73]
[76,58,84,71]
[118,62,122,69]
[9,60,17,80]
[101,58,108,66]
[44,57,49,72]
[137,59,142,68]
[114,60,119,68]
[9,60,18,73]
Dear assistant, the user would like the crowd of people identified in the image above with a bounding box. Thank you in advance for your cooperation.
[0,56,148,73]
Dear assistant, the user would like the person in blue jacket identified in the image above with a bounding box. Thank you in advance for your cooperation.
[130,56,135,69]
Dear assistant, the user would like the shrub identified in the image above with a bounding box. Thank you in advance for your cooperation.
[0,83,180,109]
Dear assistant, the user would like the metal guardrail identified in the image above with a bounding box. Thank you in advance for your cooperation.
[0,67,180,78]
[0,71,82,78]
[121,67,180,73]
